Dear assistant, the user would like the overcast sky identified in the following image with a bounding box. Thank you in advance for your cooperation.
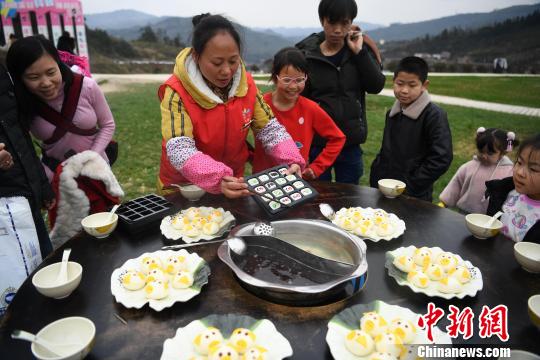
[81,0,538,28]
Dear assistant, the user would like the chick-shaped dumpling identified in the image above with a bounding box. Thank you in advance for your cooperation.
[407,270,430,288]
[376,221,395,237]
[172,270,194,289]
[374,332,405,358]
[434,252,459,273]
[373,209,389,225]
[413,247,432,267]
[350,209,363,223]
[185,207,201,220]
[340,217,356,231]
[144,279,168,300]
[437,276,463,294]
[193,327,224,355]
[393,255,416,273]
[121,270,146,291]
[208,343,240,360]
[242,346,267,360]
[183,223,200,237]
[141,255,163,274]
[448,265,472,284]
[208,209,224,224]
[369,352,398,360]
[171,215,189,230]
[192,216,209,230]
[203,221,220,236]
[360,312,388,337]
[146,267,168,283]
[164,253,189,275]
[229,328,256,355]
[344,329,374,356]
[388,318,417,344]
[424,263,445,281]
[354,215,375,237]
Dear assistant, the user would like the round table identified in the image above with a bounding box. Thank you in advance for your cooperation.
[1,183,539,359]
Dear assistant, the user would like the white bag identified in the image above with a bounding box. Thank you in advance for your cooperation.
[0,197,42,316]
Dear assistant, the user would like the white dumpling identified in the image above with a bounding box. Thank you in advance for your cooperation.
[172,270,194,289]
[413,247,432,267]
[121,270,146,291]
[144,280,168,299]
[360,312,388,337]
[448,265,472,284]
[146,267,168,283]
[393,255,415,273]
[208,209,224,224]
[407,270,430,288]
[141,255,163,274]
[185,207,201,220]
[242,346,267,360]
[193,327,224,355]
[388,318,417,344]
[434,252,459,272]
[376,221,395,237]
[344,329,374,356]
[373,209,389,225]
[229,328,256,354]
[171,215,188,230]
[374,332,405,358]
[183,224,200,237]
[208,343,239,360]
[438,276,463,294]
[164,254,189,275]
[192,216,208,230]
[424,263,445,281]
[202,222,220,235]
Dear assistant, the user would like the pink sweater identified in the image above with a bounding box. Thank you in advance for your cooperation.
[30,76,115,181]
[439,155,514,214]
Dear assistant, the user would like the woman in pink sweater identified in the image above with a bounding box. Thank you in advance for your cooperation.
[6,36,115,181]
[439,127,518,214]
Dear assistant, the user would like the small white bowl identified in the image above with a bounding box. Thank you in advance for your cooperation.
[81,212,118,238]
[179,184,206,201]
[514,242,540,273]
[465,213,503,239]
[528,294,540,329]
[32,262,82,299]
[378,179,406,198]
[32,317,95,360]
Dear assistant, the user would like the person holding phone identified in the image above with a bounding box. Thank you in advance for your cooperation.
[296,0,385,184]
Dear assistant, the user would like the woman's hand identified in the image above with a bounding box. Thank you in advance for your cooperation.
[302,167,316,180]
[221,176,251,199]
[346,25,364,55]
[287,163,302,177]
[0,143,14,170]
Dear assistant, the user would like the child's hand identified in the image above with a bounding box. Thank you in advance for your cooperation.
[0,143,14,170]
[302,167,316,180]
[346,25,364,55]
[287,163,302,177]
[221,176,250,199]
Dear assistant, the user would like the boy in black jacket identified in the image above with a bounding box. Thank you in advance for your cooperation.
[370,56,453,201]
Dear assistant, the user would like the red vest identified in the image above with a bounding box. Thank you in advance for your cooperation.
[158,73,257,186]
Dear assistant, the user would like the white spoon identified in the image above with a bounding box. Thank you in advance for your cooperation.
[108,204,121,222]
[56,248,72,285]
[11,329,81,356]
[486,211,503,228]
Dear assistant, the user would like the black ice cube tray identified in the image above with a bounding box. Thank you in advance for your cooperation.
[245,165,318,215]
[115,194,175,234]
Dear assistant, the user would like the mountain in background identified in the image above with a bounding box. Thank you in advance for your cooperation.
[85,9,160,30]
[368,3,540,41]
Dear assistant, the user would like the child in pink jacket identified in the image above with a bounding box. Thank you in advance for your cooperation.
[439,127,518,214]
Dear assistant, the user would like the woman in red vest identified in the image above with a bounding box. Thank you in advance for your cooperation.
[158,14,305,198]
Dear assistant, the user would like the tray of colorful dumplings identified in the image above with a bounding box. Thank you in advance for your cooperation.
[326,300,452,360]
[160,206,235,242]
[160,314,293,360]
[110,249,210,311]
[385,246,483,299]
[331,207,406,242]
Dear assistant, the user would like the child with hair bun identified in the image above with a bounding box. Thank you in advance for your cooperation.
[439,127,518,214]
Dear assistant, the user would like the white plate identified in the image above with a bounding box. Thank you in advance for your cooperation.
[385,246,483,299]
[160,207,235,242]
[110,250,210,311]
[326,300,452,360]
[332,207,406,242]
[161,314,293,360]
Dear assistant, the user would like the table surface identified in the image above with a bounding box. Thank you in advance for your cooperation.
[1,182,539,359]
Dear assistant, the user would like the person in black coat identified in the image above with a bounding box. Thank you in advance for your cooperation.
[296,0,385,184]
[370,56,453,201]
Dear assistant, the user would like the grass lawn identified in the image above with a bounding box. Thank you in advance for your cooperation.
[106,82,539,202]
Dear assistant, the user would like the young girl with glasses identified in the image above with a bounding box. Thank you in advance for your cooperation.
[252,47,345,179]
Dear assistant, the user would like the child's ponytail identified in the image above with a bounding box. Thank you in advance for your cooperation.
[476,127,519,154]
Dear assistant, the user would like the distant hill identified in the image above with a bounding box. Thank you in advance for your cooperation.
[369,3,540,41]
[85,10,160,30]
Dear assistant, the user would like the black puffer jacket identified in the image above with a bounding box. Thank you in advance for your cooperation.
[296,32,385,147]
[0,65,54,256]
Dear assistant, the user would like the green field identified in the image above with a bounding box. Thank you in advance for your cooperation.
[106,82,539,202]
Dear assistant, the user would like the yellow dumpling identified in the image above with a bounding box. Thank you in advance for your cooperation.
[435,252,458,272]
[376,221,395,237]
[360,312,388,337]
[424,263,445,281]
[144,280,168,300]
[164,254,189,275]
[448,265,472,284]
[208,343,240,360]
[438,276,463,294]
[229,328,256,354]
[146,267,168,283]
[388,318,417,344]
[393,255,416,273]
[192,216,209,230]
[407,270,430,288]
[351,209,363,222]
[185,207,201,220]
[341,218,356,231]
[172,270,194,289]
[208,209,224,224]
[121,270,146,291]
[193,327,224,355]
[373,209,389,225]
[369,352,398,360]
[344,329,374,356]
[374,332,405,358]
[242,346,267,360]
[171,215,188,230]
[141,255,163,274]
[203,222,220,236]
[183,224,200,237]
[413,247,432,267]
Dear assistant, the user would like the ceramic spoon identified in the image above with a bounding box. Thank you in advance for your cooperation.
[55,248,72,285]
[11,330,81,356]
[108,204,121,222]
[319,203,336,221]
[486,211,503,228]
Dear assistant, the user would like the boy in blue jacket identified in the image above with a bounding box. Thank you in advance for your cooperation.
[370,56,453,201]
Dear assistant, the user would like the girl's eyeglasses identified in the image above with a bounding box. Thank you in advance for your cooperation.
[276,75,307,85]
